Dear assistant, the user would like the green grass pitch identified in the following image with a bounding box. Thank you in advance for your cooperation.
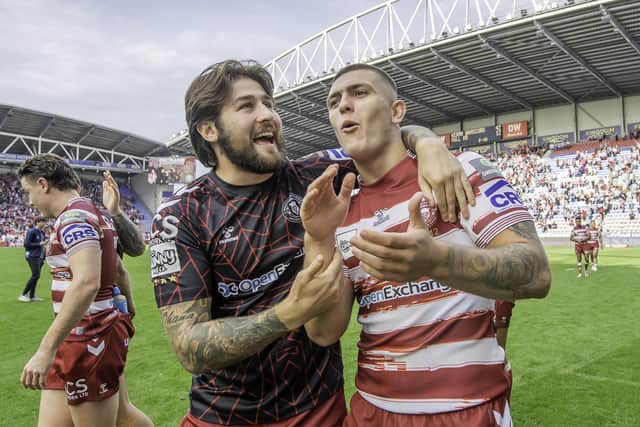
[1,246,638,426]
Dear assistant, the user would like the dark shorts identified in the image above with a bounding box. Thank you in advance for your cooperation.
[45,314,134,405]
[343,389,512,427]
[180,389,346,427]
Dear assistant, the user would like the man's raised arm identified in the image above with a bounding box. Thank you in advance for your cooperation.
[103,171,145,256]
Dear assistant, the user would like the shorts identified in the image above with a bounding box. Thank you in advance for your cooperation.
[575,244,590,255]
[45,313,134,405]
[343,390,512,427]
[180,389,346,427]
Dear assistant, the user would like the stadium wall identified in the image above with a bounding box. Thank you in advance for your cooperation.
[131,173,171,215]
[432,94,640,142]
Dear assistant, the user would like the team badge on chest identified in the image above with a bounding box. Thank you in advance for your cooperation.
[282,194,302,223]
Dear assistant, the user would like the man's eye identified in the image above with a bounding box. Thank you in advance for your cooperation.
[239,103,252,110]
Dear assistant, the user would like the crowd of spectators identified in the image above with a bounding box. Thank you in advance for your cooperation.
[2,141,639,245]
[495,141,640,233]
[0,172,144,247]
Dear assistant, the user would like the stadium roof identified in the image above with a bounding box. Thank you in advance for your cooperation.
[0,103,171,159]
[167,0,640,159]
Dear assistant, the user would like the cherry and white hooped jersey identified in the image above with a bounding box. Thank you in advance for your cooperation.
[572,225,588,244]
[335,152,532,415]
[47,197,119,340]
[587,227,601,244]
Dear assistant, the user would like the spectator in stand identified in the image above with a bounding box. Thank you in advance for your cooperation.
[19,217,48,302]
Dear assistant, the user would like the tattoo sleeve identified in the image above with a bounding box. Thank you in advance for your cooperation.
[112,213,146,257]
[160,299,289,373]
[441,221,551,300]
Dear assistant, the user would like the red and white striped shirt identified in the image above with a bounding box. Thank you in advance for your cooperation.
[587,227,601,244]
[572,226,588,244]
[335,152,532,414]
[47,197,119,340]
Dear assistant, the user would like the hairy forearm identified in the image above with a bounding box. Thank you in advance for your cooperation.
[113,213,145,256]
[39,280,99,353]
[161,300,289,373]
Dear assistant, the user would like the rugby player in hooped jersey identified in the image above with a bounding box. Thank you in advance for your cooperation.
[150,59,476,427]
[18,154,134,427]
[300,63,551,426]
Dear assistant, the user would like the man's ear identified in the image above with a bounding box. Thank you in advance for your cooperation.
[36,177,49,193]
[197,121,219,144]
[391,99,406,125]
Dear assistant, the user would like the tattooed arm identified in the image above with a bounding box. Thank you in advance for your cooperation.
[111,213,146,256]
[159,254,345,373]
[159,299,288,373]
[350,194,551,301]
[438,221,551,300]
[103,171,145,256]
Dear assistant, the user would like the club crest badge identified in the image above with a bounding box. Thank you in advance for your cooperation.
[282,194,302,223]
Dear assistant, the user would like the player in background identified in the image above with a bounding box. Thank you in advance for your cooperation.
[18,154,134,427]
[19,216,48,302]
[570,216,590,278]
[586,219,603,271]
[151,59,474,427]
[300,63,550,426]
[103,170,154,427]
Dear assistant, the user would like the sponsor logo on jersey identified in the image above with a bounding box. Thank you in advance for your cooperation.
[150,241,181,278]
[282,194,302,223]
[65,378,89,400]
[60,223,99,247]
[336,228,358,259]
[219,226,238,244]
[483,179,524,211]
[357,279,451,308]
[217,262,290,298]
[469,157,503,181]
[151,214,179,241]
[372,208,390,227]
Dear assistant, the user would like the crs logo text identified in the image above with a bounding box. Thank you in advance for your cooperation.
[61,223,98,246]
[483,179,524,210]
[152,214,179,241]
[65,378,89,400]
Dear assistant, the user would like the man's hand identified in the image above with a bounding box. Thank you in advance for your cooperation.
[414,136,475,222]
[20,349,55,390]
[277,250,346,329]
[103,171,122,216]
[301,164,356,243]
[350,192,442,282]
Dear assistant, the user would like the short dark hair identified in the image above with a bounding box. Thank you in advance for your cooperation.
[332,63,397,97]
[34,216,47,224]
[184,60,275,168]
[17,154,81,191]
